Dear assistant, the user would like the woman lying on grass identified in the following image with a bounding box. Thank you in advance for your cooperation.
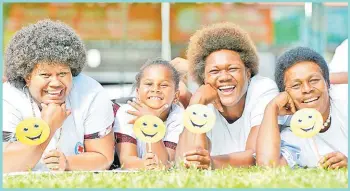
[256,47,348,169]
[175,22,280,169]
[114,58,184,170]
[3,20,115,173]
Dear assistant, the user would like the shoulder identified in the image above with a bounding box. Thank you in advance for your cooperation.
[3,82,28,107]
[71,73,104,95]
[247,75,279,97]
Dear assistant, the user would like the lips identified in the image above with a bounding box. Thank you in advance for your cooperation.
[26,132,42,140]
[141,131,157,138]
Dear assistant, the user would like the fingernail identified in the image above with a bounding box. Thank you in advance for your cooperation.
[165,104,169,108]
[127,100,131,103]
[132,98,136,101]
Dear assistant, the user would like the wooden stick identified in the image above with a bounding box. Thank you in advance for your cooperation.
[312,137,321,161]
[148,142,152,153]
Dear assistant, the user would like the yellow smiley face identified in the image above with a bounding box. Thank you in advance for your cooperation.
[290,108,323,138]
[133,115,166,143]
[15,118,50,145]
[183,104,216,134]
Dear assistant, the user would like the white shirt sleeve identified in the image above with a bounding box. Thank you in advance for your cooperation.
[83,91,114,135]
[3,100,23,133]
[250,78,280,127]
[163,104,184,144]
[329,39,348,73]
[113,104,136,139]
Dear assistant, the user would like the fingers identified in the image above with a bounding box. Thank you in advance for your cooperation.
[156,104,169,116]
[286,92,296,114]
[46,163,60,170]
[213,98,224,113]
[127,100,142,110]
[43,156,60,164]
[43,150,60,159]
[184,148,209,157]
[330,160,347,169]
[322,156,342,168]
[127,110,139,116]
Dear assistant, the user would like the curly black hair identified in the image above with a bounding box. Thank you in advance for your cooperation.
[5,19,86,89]
[275,47,330,92]
[186,22,259,85]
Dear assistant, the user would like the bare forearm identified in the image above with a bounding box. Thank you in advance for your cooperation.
[330,72,348,84]
[256,104,281,166]
[3,132,55,173]
[120,156,145,169]
[146,141,169,165]
[175,129,209,161]
[66,152,113,171]
[211,150,255,169]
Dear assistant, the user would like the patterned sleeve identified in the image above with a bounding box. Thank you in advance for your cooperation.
[113,104,137,144]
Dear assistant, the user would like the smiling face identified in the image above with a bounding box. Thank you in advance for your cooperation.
[183,104,216,134]
[284,61,330,115]
[204,49,251,107]
[290,108,323,138]
[137,65,179,110]
[15,118,50,145]
[25,63,73,105]
[133,115,166,143]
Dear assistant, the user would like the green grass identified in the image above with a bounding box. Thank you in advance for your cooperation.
[3,166,348,188]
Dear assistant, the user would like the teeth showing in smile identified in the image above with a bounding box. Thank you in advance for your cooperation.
[26,132,42,140]
[303,97,319,103]
[44,90,62,96]
[149,96,162,100]
[218,85,235,92]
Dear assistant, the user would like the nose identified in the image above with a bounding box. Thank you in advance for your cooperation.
[48,76,63,87]
[150,85,161,93]
[301,82,313,94]
[218,71,233,83]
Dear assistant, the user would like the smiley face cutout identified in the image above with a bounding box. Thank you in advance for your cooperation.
[183,104,216,134]
[15,118,50,145]
[290,108,323,138]
[134,115,166,143]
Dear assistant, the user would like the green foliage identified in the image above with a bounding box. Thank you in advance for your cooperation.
[3,166,348,188]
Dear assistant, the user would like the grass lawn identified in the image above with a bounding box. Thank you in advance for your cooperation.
[3,166,348,188]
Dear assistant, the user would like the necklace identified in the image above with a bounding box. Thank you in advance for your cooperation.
[24,87,63,147]
[322,106,331,128]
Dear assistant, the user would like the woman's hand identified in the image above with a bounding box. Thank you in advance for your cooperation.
[190,84,223,112]
[127,98,169,124]
[43,149,68,171]
[183,148,211,169]
[41,103,71,132]
[319,152,348,169]
[143,152,160,170]
[269,91,296,116]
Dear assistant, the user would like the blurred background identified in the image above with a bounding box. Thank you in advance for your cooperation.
[2,2,348,99]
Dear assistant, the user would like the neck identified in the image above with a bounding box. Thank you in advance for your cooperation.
[320,99,331,133]
[221,93,247,123]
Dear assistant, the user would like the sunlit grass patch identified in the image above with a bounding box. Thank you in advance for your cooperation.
[3,166,348,188]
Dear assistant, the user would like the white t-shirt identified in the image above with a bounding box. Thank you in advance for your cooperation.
[114,103,184,158]
[328,39,348,100]
[280,91,348,168]
[206,75,281,156]
[3,74,115,171]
